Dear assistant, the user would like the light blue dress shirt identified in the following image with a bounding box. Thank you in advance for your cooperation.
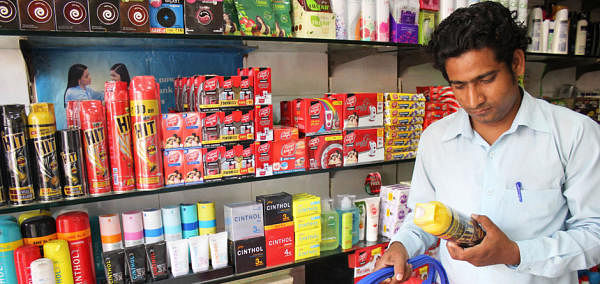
[392,90,600,283]
[64,86,104,103]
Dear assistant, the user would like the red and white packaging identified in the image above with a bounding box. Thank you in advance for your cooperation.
[255,105,274,141]
[273,126,306,174]
[222,143,242,179]
[239,108,254,141]
[185,77,195,112]
[184,147,203,185]
[202,112,223,145]
[416,86,454,101]
[280,101,293,127]
[264,223,294,267]
[221,110,242,143]
[305,134,343,170]
[221,76,254,107]
[238,67,271,105]
[240,142,255,177]
[162,113,184,149]
[66,100,82,128]
[202,146,224,182]
[348,243,388,283]
[164,149,185,186]
[343,128,384,166]
[328,93,383,129]
[240,75,254,104]
[183,112,204,147]
[295,98,343,136]
[196,75,222,110]
[254,141,273,177]
[79,100,112,195]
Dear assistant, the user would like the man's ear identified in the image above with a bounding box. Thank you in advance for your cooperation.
[512,49,525,77]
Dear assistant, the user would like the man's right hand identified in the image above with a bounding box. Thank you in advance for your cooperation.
[373,242,412,283]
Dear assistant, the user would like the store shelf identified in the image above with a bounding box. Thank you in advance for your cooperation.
[527,52,600,80]
[0,159,414,215]
[153,239,387,284]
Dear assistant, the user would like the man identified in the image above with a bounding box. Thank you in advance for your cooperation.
[374,2,600,283]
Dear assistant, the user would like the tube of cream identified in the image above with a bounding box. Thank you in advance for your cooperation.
[188,235,209,273]
[124,245,147,284]
[208,232,228,269]
[167,239,190,277]
[145,241,168,281]
[354,200,367,241]
[102,250,126,284]
[364,197,381,242]
[30,258,55,284]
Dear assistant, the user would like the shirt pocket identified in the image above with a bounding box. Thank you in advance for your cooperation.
[499,187,565,241]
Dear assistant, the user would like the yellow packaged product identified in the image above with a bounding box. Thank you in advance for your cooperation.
[295,243,321,260]
[294,214,321,232]
[295,227,321,246]
[292,194,321,218]
[413,201,485,247]
[384,101,426,110]
[385,116,424,126]
[385,151,417,161]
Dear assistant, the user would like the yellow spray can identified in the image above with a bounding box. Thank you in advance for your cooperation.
[43,239,74,284]
[413,201,485,248]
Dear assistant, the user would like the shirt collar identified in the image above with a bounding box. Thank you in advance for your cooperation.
[441,88,550,142]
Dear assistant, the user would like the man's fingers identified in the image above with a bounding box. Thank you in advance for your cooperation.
[390,259,406,284]
[446,241,464,260]
[401,263,413,282]
[472,214,496,232]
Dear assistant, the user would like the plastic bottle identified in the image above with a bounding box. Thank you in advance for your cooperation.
[413,201,485,248]
[336,195,360,246]
[575,16,588,55]
[320,199,339,251]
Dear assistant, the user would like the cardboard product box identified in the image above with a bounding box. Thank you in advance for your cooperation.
[418,10,436,45]
[292,193,320,219]
[201,144,224,182]
[384,137,419,147]
[229,236,266,274]
[273,125,298,141]
[162,113,184,149]
[119,0,149,32]
[419,0,439,11]
[256,192,293,227]
[19,0,56,30]
[239,141,255,177]
[384,123,423,133]
[327,93,383,129]
[343,128,384,166]
[264,222,294,267]
[392,23,418,44]
[184,0,223,34]
[295,98,343,136]
[163,149,185,186]
[221,76,254,107]
[295,243,320,261]
[384,93,426,102]
[0,0,19,30]
[383,128,422,140]
[239,107,254,141]
[292,0,334,39]
[280,100,293,127]
[294,214,320,232]
[198,75,222,110]
[222,142,242,179]
[224,201,264,241]
[385,100,426,110]
[348,243,388,283]
[237,67,271,105]
[255,104,273,141]
[88,0,120,31]
[182,112,204,147]
[150,0,184,34]
[305,134,343,170]
[255,141,273,177]
[385,144,417,154]
[294,227,320,246]
[272,136,305,175]
[184,147,204,184]
[384,116,423,127]
[221,109,242,143]
[240,75,254,104]
[202,111,223,145]
[385,150,416,161]
[54,0,90,31]
[384,108,425,118]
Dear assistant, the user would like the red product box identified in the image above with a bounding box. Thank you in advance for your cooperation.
[162,113,184,149]
[264,222,295,267]
[280,100,293,127]
[221,110,242,143]
[239,108,254,141]
[221,76,254,107]
[222,143,242,179]
[348,243,388,283]
[425,102,450,111]
[202,112,223,145]
[305,134,343,170]
[419,0,439,11]
[295,98,343,136]
[274,125,299,141]
[416,86,455,101]
[198,75,222,110]
[240,75,254,104]
[328,93,383,129]
[343,128,384,166]
[184,147,204,185]
[255,141,273,177]
[164,149,185,186]
[183,112,205,147]
[240,142,256,177]
[182,77,193,111]
[255,105,274,141]
[238,67,271,105]
[190,75,204,111]
[273,137,306,175]
[202,145,225,182]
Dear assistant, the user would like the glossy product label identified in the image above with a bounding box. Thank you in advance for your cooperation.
[29,123,62,201]
[125,245,146,283]
[103,250,125,284]
[145,241,168,280]
[2,130,34,204]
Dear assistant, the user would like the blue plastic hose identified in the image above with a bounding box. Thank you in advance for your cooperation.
[357,255,449,284]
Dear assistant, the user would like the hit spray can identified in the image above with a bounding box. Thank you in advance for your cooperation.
[105,81,136,192]
[28,103,62,202]
[14,244,42,284]
[43,239,74,284]
[21,215,57,249]
[56,211,96,284]
[0,105,35,205]
[130,76,164,190]
[79,100,112,195]
[0,220,22,284]
[57,129,88,199]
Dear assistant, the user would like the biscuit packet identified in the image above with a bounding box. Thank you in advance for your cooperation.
[234,0,277,36]
[224,0,242,35]
[271,0,292,37]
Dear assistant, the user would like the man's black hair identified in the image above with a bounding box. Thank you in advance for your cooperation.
[427,1,529,81]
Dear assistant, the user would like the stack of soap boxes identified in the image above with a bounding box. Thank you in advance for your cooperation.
[292,193,322,261]
[225,202,266,273]
[378,183,411,239]
[257,192,295,267]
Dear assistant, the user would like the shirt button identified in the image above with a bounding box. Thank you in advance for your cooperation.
[489,151,494,159]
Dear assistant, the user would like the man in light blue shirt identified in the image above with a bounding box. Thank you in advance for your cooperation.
[375,2,600,283]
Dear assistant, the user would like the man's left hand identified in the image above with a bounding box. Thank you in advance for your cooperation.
[446,214,521,267]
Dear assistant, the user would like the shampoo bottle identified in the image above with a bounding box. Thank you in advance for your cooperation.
[336,195,360,246]
[320,199,339,251]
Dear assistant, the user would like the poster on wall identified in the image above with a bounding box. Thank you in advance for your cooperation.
[27,41,245,129]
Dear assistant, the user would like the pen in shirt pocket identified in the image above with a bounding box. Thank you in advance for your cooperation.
[515,182,523,203]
